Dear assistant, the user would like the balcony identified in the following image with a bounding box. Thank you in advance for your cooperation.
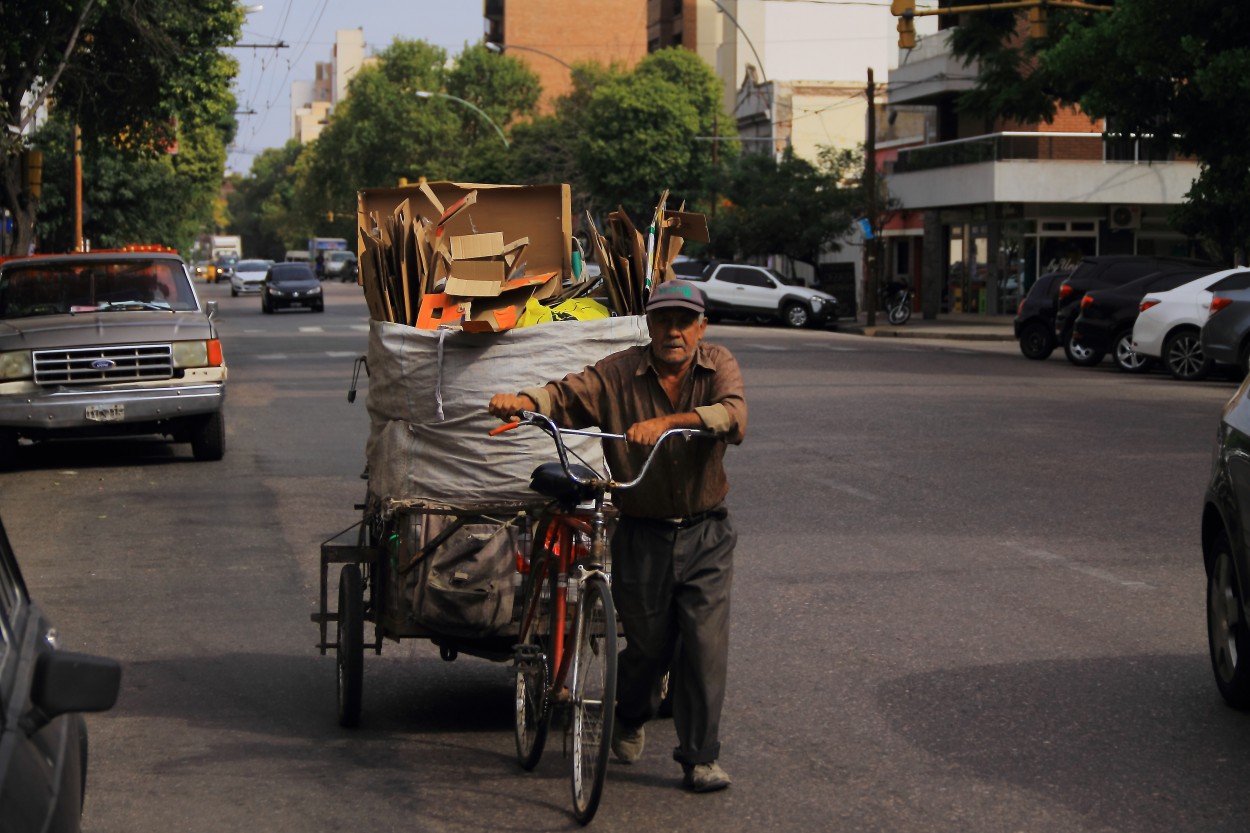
[887,29,980,107]
[888,132,1201,210]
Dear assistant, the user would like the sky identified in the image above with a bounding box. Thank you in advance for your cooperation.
[226,1,484,175]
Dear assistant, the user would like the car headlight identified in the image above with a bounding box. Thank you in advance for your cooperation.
[0,350,33,382]
[172,339,224,368]
[308,285,322,296]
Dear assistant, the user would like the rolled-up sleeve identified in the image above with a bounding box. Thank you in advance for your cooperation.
[699,345,746,444]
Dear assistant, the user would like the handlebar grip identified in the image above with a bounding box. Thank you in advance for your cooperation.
[489,420,523,436]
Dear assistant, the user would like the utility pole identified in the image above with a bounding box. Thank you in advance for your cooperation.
[73,124,83,252]
[864,68,878,327]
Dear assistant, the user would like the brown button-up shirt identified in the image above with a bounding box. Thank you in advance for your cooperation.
[522,341,746,519]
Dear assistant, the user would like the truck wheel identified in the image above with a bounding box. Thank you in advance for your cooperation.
[782,303,810,328]
[0,429,18,470]
[190,412,225,461]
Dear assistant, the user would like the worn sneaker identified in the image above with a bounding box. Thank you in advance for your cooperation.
[682,761,732,793]
[611,723,645,763]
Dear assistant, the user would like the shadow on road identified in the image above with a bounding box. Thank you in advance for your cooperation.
[879,652,1250,832]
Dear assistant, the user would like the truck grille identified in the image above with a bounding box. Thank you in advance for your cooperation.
[33,344,174,386]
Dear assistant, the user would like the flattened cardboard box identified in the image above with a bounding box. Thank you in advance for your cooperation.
[359,181,571,302]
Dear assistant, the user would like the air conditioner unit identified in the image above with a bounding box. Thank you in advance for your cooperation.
[1108,205,1141,230]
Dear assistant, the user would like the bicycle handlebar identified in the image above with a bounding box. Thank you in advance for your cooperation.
[490,410,715,492]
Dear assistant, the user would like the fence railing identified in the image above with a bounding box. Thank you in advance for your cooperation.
[893,131,1180,174]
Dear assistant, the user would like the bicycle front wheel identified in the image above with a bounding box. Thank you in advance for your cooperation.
[570,575,617,825]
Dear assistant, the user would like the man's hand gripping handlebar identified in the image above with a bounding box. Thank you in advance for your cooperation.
[489,410,714,491]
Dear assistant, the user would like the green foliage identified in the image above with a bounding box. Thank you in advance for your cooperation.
[1,0,242,254]
[227,141,306,259]
[574,48,731,217]
[709,148,861,268]
[948,0,1250,260]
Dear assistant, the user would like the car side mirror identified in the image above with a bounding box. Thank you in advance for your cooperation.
[205,300,217,320]
[31,650,122,720]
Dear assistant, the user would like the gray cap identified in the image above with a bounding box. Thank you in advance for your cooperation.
[646,280,706,314]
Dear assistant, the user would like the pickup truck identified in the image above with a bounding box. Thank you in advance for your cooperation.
[671,260,838,328]
[0,250,227,467]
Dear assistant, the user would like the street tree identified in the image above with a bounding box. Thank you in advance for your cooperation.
[946,0,1250,262]
[576,48,733,219]
[227,140,307,260]
[296,39,541,239]
[709,147,861,272]
[0,0,242,254]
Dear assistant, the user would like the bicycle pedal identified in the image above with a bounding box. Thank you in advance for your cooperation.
[510,643,543,671]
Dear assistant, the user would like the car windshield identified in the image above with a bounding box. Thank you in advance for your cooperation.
[237,260,271,272]
[0,259,199,318]
[671,260,709,278]
[271,265,315,283]
[328,251,355,263]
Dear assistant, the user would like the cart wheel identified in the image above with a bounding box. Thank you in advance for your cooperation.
[570,575,617,825]
[337,563,364,728]
[515,552,555,770]
[514,636,550,771]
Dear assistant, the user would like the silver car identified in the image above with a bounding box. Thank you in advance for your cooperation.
[0,251,228,467]
[231,258,273,296]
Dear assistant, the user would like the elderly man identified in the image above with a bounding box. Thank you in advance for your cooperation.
[488,280,747,793]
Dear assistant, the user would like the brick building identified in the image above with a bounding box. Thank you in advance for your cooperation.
[485,0,647,112]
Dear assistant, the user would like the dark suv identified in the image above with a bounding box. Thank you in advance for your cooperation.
[1054,255,1219,366]
[1013,270,1072,360]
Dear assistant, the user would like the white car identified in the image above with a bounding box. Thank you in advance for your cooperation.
[1132,267,1250,380]
[231,259,273,296]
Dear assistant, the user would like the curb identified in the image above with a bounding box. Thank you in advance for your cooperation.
[835,324,1015,342]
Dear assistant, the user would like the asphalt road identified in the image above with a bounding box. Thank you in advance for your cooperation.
[2,280,1247,833]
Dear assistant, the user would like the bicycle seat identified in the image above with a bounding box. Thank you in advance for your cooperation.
[529,462,600,505]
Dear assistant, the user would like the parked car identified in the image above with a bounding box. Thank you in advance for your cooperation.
[1012,270,1072,360]
[261,262,324,313]
[670,260,837,328]
[230,258,273,296]
[0,516,121,832]
[1202,281,1250,374]
[1053,255,1219,366]
[1202,373,1250,707]
[0,250,228,467]
[1070,267,1213,372]
[1132,267,1250,380]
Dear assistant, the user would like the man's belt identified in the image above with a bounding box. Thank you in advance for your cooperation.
[628,506,728,530]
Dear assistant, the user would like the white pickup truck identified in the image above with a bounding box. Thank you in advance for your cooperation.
[671,260,838,328]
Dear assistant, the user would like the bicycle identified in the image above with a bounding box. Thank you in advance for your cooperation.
[490,410,712,824]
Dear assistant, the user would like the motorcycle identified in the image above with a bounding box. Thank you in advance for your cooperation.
[883,280,913,325]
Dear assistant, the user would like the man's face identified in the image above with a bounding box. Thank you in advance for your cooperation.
[646,308,707,369]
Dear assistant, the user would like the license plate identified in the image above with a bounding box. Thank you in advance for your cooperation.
[290,300,305,307]
[85,404,124,422]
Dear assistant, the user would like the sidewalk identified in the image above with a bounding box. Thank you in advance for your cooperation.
[835,311,1016,342]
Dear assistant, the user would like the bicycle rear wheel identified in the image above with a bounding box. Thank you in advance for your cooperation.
[570,575,617,825]
[514,553,555,770]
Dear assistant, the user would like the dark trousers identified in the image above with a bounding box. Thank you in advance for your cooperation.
[611,511,736,766]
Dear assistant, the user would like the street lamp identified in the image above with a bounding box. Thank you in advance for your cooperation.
[414,90,509,148]
[484,41,576,74]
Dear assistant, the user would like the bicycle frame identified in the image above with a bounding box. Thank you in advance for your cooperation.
[491,409,714,822]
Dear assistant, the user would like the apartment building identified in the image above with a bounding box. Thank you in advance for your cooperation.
[884,13,1202,316]
[291,29,369,145]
